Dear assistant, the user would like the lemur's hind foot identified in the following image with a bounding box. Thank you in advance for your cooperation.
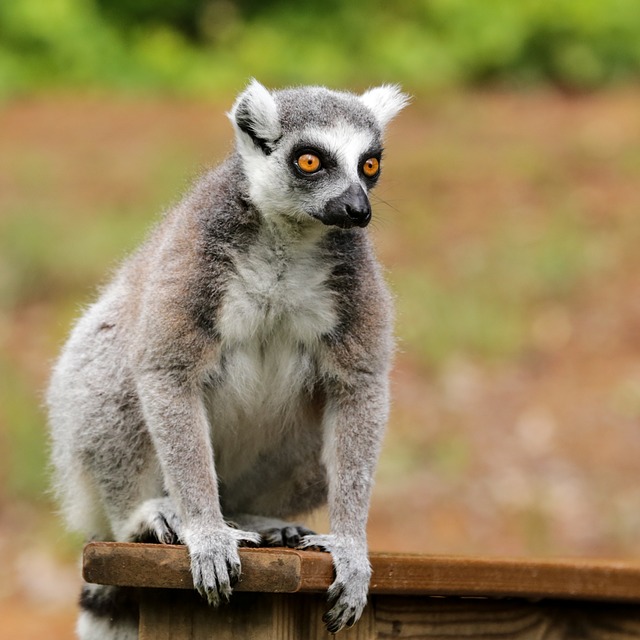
[229,514,316,548]
[262,524,316,548]
[122,497,183,545]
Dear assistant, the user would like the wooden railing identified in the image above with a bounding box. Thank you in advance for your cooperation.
[83,542,640,639]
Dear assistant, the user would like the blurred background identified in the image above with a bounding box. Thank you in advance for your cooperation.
[2,0,640,637]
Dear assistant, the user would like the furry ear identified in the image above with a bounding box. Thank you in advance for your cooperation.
[228,79,281,155]
[359,85,410,130]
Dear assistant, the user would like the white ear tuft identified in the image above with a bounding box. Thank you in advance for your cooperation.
[360,85,410,129]
[228,79,281,150]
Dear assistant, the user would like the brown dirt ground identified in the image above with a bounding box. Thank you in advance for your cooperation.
[2,89,640,637]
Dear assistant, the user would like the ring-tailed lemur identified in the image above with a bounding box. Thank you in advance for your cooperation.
[47,80,408,638]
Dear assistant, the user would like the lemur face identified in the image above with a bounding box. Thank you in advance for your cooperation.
[230,81,408,229]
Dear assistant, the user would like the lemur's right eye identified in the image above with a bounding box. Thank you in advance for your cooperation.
[296,153,321,174]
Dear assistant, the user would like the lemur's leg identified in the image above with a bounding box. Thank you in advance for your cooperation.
[228,514,315,548]
[134,369,261,607]
[78,396,174,546]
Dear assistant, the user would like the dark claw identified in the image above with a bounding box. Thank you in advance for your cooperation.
[263,525,316,548]
[165,531,177,545]
[157,514,178,544]
[229,561,241,587]
[238,535,261,548]
[327,584,344,609]
[346,610,358,628]
[324,598,349,634]
[263,528,284,546]
[283,527,300,548]
[219,587,231,605]
[209,577,222,608]
[327,618,342,635]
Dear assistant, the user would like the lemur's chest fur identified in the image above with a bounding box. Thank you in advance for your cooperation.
[219,227,336,345]
[206,226,336,482]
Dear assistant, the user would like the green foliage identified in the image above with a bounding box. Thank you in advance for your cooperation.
[2,0,640,97]
[0,355,49,499]
[393,210,598,367]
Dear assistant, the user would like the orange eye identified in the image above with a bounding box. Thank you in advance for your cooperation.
[297,153,321,173]
[362,157,380,177]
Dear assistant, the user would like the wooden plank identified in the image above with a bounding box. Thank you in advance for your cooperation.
[368,553,640,602]
[374,597,640,639]
[83,542,316,592]
[139,592,640,640]
[139,591,375,640]
[83,542,640,603]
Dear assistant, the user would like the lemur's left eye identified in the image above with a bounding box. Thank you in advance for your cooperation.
[362,157,380,178]
[297,153,322,174]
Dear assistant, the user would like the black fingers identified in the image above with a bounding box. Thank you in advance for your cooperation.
[327,583,344,609]
[261,525,317,548]
[283,526,301,547]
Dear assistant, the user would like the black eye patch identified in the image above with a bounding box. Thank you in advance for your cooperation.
[359,148,383,184]
[289,145,337,178]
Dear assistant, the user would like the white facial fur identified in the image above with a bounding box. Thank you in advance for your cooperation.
[243,122,379,222]
[229,81,409,222]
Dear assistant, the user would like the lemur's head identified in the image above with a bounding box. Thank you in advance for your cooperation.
[229,80,409,229]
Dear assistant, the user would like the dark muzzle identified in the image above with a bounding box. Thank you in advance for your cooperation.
[320,184,371,229]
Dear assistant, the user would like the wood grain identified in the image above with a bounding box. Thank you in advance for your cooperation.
[369,553,640,601]
[83,542,329,593]
[84,542,640,603]
[139,592,376,640]
[138,592,640,640]
[374,597,640,639]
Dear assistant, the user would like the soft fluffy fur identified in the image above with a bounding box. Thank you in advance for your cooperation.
[48,81,407,637]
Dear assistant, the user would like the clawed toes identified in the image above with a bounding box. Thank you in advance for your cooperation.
[322,605,359,634]
[327,583,344,609]
[199,578,232,608]
[228,561,241,587]
[262,525,315,548]
[346,610,358,628]
[323,610,346,635]
[323,582,365,633]
[155,513,179,544]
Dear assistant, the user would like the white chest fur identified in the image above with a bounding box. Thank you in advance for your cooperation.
[218,226,337,345]
[207,226,336,482]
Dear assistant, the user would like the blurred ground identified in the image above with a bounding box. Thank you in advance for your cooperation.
[2,89,640,637]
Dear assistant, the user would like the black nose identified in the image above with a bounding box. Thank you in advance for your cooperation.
[320,183,372,229]
[345,198,371,227]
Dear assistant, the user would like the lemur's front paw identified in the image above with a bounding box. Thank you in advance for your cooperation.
[299,534,371,634]
[186,526,261,607]
[123,497,183,545]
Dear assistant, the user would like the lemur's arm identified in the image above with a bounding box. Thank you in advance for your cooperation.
[323,374,389,539]
[130,247,260,606]
[303,371,389,633]
[303,251,393,634]
[134,365,219,525]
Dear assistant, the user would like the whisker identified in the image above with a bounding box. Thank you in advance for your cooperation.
[372,196,401,214]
